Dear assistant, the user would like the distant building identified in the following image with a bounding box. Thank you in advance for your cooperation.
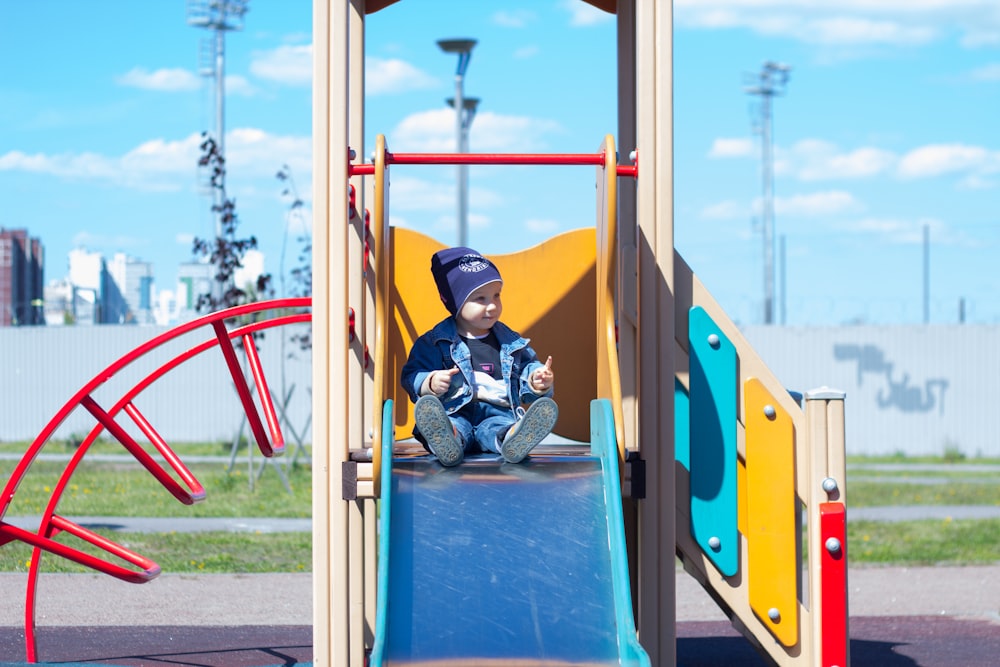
[0,228,44,326]
[63,248,130,324]
[108,253,155,324]
[175,261,215,322]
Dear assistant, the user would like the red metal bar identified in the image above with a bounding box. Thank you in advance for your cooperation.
[350,151,639,177]
[384,151,606,165]
[820,502,849,667]
[349,163,375,176]
[0,520,160,583]
[81,395,202,505]
[2,298,311,664]
[211,321,274,458]
[243,333,285,455]
[124,402,206,503]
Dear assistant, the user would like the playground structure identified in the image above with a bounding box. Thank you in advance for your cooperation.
[0,1,848,666]
[314,2,848,666]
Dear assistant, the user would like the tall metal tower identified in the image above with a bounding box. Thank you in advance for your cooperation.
[745,61,790,325]
[187,0,249,301]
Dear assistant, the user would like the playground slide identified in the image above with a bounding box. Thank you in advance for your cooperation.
[370,399,649,667]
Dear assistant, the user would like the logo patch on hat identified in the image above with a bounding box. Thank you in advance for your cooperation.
[459,255,491,273]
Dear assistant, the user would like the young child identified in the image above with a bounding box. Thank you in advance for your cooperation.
[400,246,557,466]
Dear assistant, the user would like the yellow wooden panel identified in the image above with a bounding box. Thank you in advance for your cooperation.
[737,454,747,538]
[387,227,597,442]
[745,377,798,647]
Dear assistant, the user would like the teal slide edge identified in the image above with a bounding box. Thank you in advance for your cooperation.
[590,398,652,667]
[369,399,394,667]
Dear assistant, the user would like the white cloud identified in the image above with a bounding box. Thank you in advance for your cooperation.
[897,143,997,179]
[250,44,312,86]
[492,10,536,28]
[700,200,749,220]
[383,174,456,212]
[835,215,955,245]
[366,57,438,95]
[673,0,1000,49]
[225,128,312,178]
[969,63,1000,81]
[785,139,897,180]
[774,190,861,217]
[0,128,312,192]
[804,17,935,46]
[71,230,148,250]
[115,67,202,92]
[524,218,561,234]
[390,108,564,153]
[561,0,614,27]
[709,137,755,158]
[470,111,564,152]
[224,74,258,97]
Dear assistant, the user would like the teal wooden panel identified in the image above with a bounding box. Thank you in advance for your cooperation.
[675,378,690,471]
[688,306,738,577]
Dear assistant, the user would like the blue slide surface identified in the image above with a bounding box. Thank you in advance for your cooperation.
[370,399,649,666]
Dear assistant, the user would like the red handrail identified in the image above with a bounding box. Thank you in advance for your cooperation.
[348,149,639,177]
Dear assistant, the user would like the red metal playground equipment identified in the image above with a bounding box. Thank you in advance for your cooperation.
[0,298,310,662]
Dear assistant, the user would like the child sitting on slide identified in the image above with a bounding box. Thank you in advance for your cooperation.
[400,247,557,466]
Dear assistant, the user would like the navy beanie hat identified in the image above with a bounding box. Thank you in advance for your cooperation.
[430,247,503,316]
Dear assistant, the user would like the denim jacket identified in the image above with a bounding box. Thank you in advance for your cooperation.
[400,316,553,416]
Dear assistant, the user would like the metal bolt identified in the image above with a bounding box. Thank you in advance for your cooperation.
[825,537,842,554]
[708,536,721,551]
[629,149,637,162]
[768,607,781,622]
[368,427,374,438]
[822,477,839,493]
[707,333,720,349]
[763,404,776,419]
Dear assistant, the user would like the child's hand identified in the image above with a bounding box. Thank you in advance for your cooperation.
[428,367,460,396]
[531,356,554,392]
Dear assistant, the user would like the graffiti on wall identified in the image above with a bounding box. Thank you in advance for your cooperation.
[833,343,949,415]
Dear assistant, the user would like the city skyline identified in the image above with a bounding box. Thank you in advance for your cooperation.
[3,1,998,326]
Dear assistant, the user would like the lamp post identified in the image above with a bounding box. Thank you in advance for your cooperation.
[438,38,477,247]
[745,61,790,325]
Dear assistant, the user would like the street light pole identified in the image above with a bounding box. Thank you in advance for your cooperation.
[745,61,790,325]
[438,38,477,247]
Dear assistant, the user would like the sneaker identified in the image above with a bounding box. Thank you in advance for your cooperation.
[415,395,463,467]
[500,397,558,464]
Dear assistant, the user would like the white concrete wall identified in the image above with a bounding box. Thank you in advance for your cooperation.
[743,325,999,458]
[2,323,996,457]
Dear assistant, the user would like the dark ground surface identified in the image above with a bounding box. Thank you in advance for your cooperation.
[1,616,999,666]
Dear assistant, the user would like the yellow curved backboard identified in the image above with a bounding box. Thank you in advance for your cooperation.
[386,227,597,443]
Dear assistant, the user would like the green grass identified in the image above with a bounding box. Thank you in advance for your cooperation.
[0,438,258,457]
[0,530,312,574]
[1,460,312,518]
[848,481,1000,507]
[847,453,1000,466]
[848,518,1000,566]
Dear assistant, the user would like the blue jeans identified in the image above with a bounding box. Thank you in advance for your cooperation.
[415,400,515,455]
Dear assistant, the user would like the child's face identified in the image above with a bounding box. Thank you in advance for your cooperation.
[456,281,502,337]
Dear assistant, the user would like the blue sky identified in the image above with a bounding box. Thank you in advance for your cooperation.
[3,1,998,325]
